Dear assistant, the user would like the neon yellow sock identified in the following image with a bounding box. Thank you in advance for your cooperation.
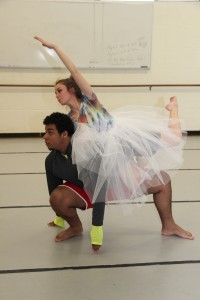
[90,225,103,245]
[54,216,65,228]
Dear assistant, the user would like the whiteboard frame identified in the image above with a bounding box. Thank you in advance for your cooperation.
[0,0,153,69]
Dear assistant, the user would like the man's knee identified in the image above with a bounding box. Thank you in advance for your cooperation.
[49,186,77,210]
[49,188,63,209]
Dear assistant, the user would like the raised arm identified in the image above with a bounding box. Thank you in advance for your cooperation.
[34,36,93,99]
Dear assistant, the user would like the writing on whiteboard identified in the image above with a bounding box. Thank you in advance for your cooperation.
[105,37,148,67]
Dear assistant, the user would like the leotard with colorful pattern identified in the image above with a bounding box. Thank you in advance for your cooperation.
[69,92,113,131]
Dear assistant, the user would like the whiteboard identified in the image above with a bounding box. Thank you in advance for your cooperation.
[0,1,153,69]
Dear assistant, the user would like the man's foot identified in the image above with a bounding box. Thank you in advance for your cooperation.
[55,226,83,242]
[165,96,178,112]
[48,216,65,228]
[48,221,56,227]
[162,224,194,240]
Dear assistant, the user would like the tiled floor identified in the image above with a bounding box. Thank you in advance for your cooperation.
[0,136,200,300]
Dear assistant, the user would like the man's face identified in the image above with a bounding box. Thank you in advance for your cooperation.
[43,124,69,152]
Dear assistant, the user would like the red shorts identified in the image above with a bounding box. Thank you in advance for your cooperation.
[59,182,93,210]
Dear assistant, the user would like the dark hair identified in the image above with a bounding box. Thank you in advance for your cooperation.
[55,76,83,100]
[43,112,75,137]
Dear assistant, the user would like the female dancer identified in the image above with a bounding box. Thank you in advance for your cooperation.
[34,36,193,251]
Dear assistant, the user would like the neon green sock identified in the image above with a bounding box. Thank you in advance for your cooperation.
[90,225,103,245]
[54,216,65,228]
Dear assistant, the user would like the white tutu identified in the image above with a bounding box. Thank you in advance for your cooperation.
[71,106,186,204]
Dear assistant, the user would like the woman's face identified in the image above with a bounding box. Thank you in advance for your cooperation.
[55,83,72,106]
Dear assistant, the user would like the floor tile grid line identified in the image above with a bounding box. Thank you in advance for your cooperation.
[1,259,200,275]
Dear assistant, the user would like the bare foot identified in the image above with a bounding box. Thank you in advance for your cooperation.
[92,244,101,252]
[162,224,194,240]
[48,221,56,227]
[48,217,65,228]
[55,226,83,242]
[165,96,178,112]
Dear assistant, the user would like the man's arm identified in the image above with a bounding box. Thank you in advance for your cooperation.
[45,152,63,194]
[45,147,83,194]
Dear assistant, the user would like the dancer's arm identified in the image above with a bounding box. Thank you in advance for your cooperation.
[91,202,105,252]
[90,185,106,252]
[34,36,93,99]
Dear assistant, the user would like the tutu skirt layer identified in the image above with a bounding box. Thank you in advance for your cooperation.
[72,106,185,204]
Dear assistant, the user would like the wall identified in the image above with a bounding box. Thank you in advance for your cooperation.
[0,2,200,133]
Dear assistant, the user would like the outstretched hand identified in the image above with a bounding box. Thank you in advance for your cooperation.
[34,36,55,49]
[92,244,101,252]
[90,225,103,253]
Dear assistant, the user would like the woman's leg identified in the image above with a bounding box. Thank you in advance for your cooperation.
[160,96,182,144]
[165,96,182,138]
[146,172,194,240]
